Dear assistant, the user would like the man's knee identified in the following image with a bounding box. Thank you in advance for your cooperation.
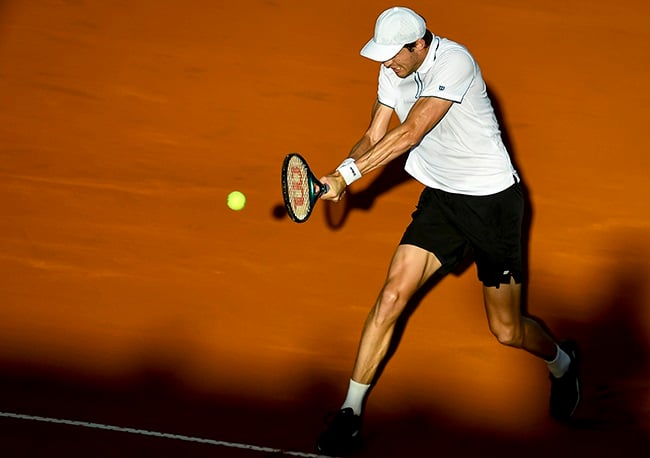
[489,320,524,348]
[372,286,407,326]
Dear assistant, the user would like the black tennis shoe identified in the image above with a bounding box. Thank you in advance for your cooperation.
[316,407,362,456]
[549,339,581,421]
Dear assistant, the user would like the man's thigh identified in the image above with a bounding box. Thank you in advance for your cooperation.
[387,244,442,292]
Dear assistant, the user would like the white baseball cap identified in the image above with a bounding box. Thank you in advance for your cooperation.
[360,7,426,62]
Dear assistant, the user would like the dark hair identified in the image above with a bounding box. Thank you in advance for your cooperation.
[404,29,433,52]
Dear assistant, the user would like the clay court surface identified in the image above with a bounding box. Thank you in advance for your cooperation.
[0,1,648,456]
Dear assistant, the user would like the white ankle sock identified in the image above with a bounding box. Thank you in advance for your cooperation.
[341,379,370,416]
[546,344,571,378]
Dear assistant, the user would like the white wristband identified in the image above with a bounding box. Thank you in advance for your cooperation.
[336,158,362,185]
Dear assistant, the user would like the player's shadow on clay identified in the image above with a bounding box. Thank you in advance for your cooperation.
[322,155,413,230]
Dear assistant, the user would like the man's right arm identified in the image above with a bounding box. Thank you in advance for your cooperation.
[348,100,393,161]
[320,100,393,200]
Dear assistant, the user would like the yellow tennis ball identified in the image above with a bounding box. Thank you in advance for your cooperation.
[227,191,246,211]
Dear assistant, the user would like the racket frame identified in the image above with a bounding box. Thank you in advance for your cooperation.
[281,153,328,223]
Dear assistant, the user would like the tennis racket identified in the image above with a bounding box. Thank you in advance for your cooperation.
[281,153,329,223]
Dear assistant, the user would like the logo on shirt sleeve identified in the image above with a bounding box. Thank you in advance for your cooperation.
[439,85,446,91]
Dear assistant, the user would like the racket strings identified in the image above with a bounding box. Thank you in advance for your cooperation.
[286,156,312,220]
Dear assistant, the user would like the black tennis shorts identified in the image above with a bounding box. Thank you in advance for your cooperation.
[400,182,524,288]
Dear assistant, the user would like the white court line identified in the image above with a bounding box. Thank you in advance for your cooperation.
[0,411,335,458]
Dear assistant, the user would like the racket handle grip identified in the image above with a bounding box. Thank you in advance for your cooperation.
[322,183,330,194]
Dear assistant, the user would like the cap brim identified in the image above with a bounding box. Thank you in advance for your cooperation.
[359,39,403,62]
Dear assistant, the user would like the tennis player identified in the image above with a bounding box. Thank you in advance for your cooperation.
[317,6,580,455]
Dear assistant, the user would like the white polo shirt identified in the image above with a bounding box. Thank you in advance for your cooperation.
[377,36,518,196]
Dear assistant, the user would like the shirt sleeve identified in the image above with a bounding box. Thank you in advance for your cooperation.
[421,49,475,103]
[377,65,397,108]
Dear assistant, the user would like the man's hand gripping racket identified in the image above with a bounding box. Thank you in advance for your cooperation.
[281,153,330,223]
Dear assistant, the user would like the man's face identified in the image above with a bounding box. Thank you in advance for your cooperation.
[382,41,426,78]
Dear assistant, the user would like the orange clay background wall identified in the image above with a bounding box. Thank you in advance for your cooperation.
[0,0,648,455]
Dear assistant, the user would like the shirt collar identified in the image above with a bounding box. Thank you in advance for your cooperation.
[415,36,440,75]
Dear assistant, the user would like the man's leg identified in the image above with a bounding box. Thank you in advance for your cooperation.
[483,278,580,420]
[350,244,441,385]
[317,244,441,455]
[482,279,556,358]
